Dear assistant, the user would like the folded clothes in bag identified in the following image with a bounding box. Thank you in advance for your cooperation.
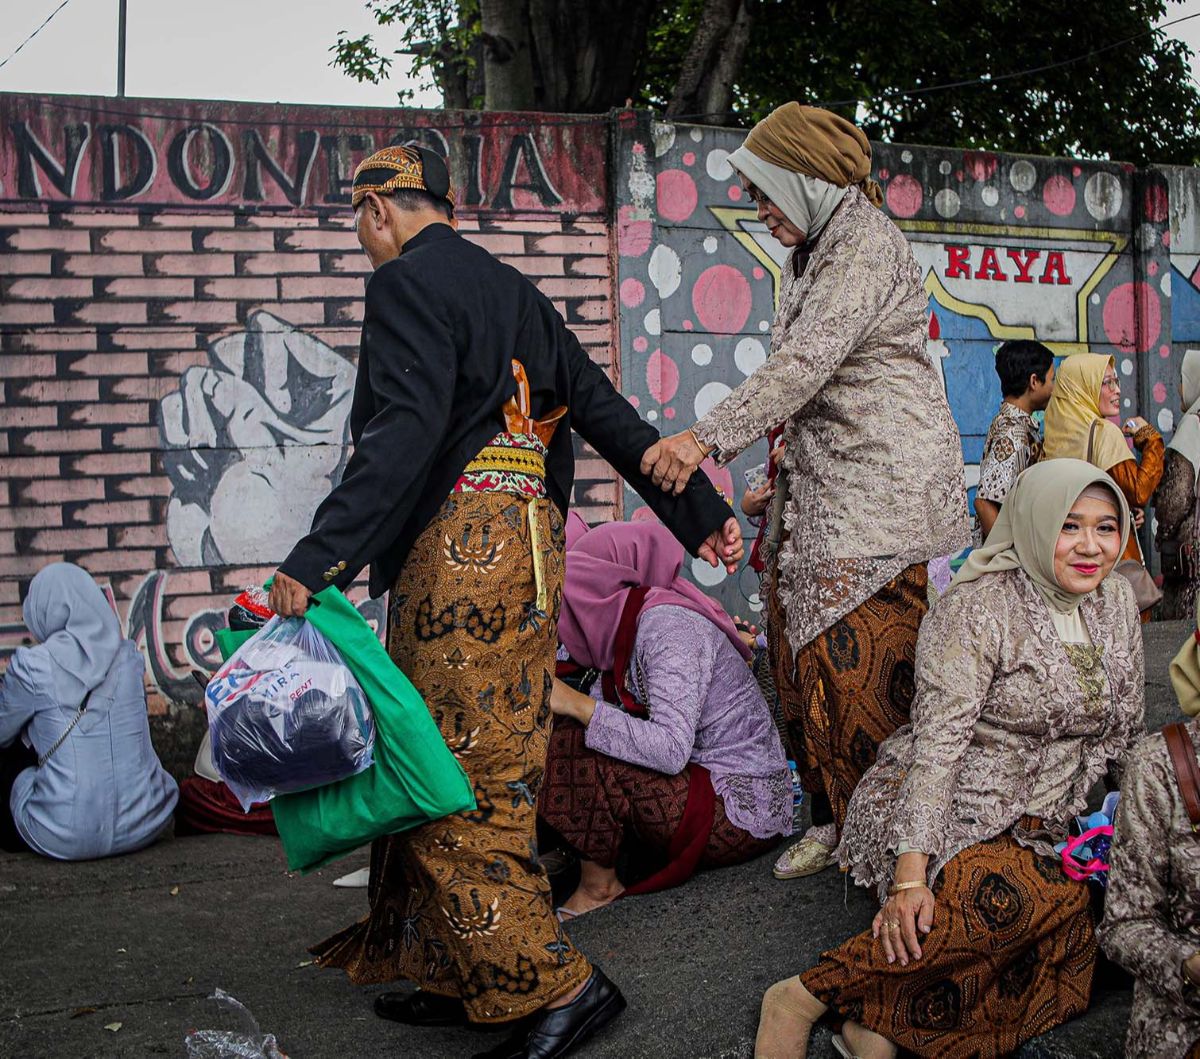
[205,617,376,810]
[269,585,476,873]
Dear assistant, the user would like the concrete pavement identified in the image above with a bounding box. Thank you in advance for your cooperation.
[0,619,1188,1058]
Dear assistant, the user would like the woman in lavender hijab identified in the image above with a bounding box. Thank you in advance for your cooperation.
[0,563,177,860]
[539,516,792,918]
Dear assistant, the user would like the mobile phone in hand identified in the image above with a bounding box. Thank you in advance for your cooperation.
[744,464,768,493]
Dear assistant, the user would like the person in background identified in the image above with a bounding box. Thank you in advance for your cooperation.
[0,563,178,861]
[973,339,1055,542]
[1098,611,1200,1059]
[541,518,792,918]
[641,102,970,881]
[1155,348,1200,619]
[1042,352,1163,562]
[755,461,1145,1059]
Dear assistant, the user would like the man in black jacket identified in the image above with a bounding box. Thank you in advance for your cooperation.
[269,146,740,1059]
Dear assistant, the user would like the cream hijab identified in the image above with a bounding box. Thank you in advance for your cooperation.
[948,459,1129,615]
[1169,602,1200,716]
[1167,348,1200,483]
[727,147,847,244]
[1042,353,1132,471]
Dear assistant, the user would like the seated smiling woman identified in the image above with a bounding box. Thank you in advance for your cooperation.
[540,517,792,918]
[755,460,1146,1059]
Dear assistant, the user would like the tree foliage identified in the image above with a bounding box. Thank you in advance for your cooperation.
[331,0,1200,164]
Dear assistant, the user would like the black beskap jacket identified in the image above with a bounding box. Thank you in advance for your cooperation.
[279,223,734,597]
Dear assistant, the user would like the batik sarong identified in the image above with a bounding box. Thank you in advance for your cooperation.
[312,470,592,1022]
[538,718,777,880]
[800,828,1097,1058]
[769,563,927,829]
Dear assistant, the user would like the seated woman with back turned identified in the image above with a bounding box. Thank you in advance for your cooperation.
[755,461,1145,1059]
[540,517,792,918]
[0,563,178,861]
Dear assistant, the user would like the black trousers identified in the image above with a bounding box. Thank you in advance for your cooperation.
[0,740,37,852]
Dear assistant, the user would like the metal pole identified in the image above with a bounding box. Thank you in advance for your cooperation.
[117,0,127,97]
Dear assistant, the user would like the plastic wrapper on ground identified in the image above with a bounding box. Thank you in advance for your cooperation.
[184,989,289,1058]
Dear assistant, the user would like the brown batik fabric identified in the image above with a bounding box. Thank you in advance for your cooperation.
[771,563,927,829]
[538,718,778,875]
[801,828,1098,1058]
[311,490,592,1024]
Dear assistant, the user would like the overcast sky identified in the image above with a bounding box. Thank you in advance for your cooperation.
[0,0,1198,113]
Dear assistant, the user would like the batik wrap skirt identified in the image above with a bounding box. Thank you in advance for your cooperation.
[768,563,927,830]
[311,486,592,1023]
[538,718,777,881]
[800,829,1097,1058]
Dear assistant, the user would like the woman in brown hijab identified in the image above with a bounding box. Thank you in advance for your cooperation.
[642,104,970,878]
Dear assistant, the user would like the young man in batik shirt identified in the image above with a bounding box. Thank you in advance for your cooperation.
[974,340,1055,542]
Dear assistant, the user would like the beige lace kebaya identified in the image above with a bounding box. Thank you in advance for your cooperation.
[835,461,1145,899]
[693,186,970,652]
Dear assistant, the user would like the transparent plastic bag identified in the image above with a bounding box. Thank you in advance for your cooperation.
[205,615,375,810]
[184,989,288,1059]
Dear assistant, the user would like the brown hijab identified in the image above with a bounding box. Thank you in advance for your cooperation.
[743,102,884,208]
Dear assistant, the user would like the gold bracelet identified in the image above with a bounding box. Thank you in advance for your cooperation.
[887,880,930,896]
[686,427,713,458]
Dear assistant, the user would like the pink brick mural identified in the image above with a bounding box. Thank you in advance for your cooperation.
[0,95,616,710]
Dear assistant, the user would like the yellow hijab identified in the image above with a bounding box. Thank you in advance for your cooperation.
[1170,595,1200,717]
[948,459,1129,614]
[1042,353,1132,471]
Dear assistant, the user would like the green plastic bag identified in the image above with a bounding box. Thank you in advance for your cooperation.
[267,585,475,872]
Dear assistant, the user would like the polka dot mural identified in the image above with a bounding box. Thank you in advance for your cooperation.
[615,118,1176,611]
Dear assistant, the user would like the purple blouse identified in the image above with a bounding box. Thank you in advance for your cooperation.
[585,605,793,839]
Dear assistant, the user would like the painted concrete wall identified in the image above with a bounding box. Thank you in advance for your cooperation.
[2,95,1195,709]
[0,94,617,711]
[614,115,1177,614]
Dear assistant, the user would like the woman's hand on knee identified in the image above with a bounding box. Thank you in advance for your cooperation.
[872,887,935,967]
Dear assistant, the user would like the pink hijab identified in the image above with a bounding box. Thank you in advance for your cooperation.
[559,518,752,669]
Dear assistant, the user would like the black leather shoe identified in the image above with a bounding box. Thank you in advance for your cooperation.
[374,989,467,1027]
[472,968,626,1059]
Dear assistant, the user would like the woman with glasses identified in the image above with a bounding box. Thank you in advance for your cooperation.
[1043,352,1163,571]
[638,103,970,882]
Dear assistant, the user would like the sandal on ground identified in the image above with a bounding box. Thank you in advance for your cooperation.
[772,835,835,880]
[554,888,625,922]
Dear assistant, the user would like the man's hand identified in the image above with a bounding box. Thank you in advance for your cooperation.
[697,517,744,574]
[269,571,312,618]
[640,429,709,495]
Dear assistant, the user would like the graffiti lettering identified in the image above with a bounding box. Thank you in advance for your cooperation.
[98,123,156,201]
[9,120,90,198]
[4,115,589,210]
[167,123,235,201]
[944,245,1073,285]
[1007,249,1041,283]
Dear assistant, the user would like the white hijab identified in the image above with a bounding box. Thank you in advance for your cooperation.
[727,146,847,244]
[22,562,122,709]
[1168,348,1200,482]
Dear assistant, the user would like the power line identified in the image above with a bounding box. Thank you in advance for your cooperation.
[0,0,74,73]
